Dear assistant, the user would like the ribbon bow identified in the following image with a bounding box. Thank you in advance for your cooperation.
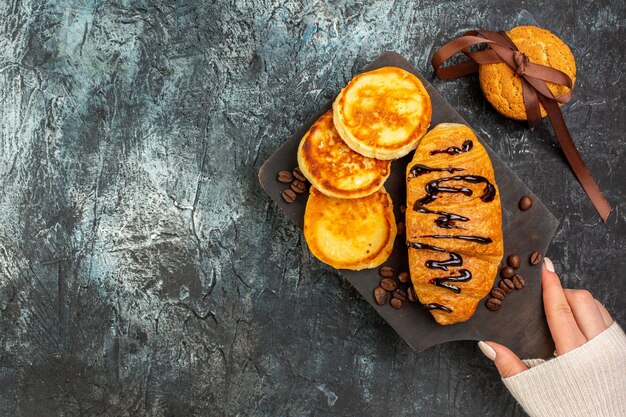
[432,30,611,222]
[513,51,528,76]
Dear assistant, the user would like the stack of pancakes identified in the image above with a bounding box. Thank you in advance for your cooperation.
[300,67,432,271]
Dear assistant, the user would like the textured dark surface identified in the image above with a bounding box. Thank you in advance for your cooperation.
[0,1,624,416]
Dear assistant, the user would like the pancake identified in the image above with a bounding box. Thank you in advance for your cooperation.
[405,123,503,325]
[333,66,432,160]
[304,187,396,270]
[297,111,391,199]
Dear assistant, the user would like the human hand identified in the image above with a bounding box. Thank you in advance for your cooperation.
[478,257,614,377]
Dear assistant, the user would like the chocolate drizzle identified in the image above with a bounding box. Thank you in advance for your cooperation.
[429,140,473,156]
[413,204,469,229]
[407,242,462,271]
[409,164,463,178]
[407,241,445,252]
[421,234,493,244]
[410,164,495,229]
[408,161,498,314]
[417,175,496,205]
[422,303,453,313]
[430,269,472,293]
[427,252,461,271]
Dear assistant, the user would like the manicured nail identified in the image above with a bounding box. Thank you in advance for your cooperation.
[544,257,555,272]
[478,341,496,361]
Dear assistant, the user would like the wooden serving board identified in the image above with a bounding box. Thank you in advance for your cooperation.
[258,51,559,359]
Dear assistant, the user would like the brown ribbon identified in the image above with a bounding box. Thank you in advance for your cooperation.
[431,30,612,222]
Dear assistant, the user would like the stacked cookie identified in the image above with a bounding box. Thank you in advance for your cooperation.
[299,67,432,270]
[479,26,576,121]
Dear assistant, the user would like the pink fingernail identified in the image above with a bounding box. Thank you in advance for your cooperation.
[544,257,555,272]
[478,341,496,361]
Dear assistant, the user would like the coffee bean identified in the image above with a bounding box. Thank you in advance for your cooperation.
[486,298,502,311]
[400,205,407,213]
[502,278,515,291]
[507,254,521,269]
[391,298,403,309]
[398,272,410,283]
[374,287,388,305]
[379,266,394,277]
[393,288,407,301]
[407,287,417,302]
[500,266,515,279]
[292,167,307,182]
[518,195,533,211]
[396,221,405,235]
[291,179,307,194]
[499,279,513,293]
[513,274,525,289]
[277,170,293,183]
[530,251,542,265]
[491,287,506,300]
[281,188,297,203]
[380,278,397,292]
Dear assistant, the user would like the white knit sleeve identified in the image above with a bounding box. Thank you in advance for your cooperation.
[503,322,626,417]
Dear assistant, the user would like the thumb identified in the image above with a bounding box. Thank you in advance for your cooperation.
[478,341,528,378]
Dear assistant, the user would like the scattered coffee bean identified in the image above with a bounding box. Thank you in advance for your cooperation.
[530,251,543,265]
[393,288,408,301]
[491,287,506,300]
[398,271,410,283]
[502,278,515,291]
[379,266,394,277]
[380,278,397,292]
[391,298,403,309]
[518,195,533,211]
[507,254,521,269]
[513,274,525,289]
[374,287,388,305]
[292,167,306,182]
[499,279,513,293]
[486,298,502,311]
[396,221,405,235]
[407,287,417,302]
[281,188,297,203]
[400,205,407,213]
[500,266,515,279]
[290,179,307,194]
[277,170,293,183]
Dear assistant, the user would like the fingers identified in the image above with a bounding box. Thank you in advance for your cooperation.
[541,258,587,355]
[564,289,608,340]
[477,256,614,377]
[595,299,614,327]
[478,341,528,378]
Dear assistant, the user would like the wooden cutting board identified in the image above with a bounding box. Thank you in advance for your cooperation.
[258,51,559,359]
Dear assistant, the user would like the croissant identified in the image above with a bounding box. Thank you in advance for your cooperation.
[406,123,503,325]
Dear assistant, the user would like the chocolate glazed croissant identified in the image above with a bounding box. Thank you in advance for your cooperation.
[406,123,503,325]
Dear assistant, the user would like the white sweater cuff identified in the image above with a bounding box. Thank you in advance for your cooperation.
[503,322,626,417]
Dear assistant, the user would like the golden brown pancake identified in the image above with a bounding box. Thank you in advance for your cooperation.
[405,123,503,325]
[297,111,391,199]
[333,66,432,160]
[304,187,396,270]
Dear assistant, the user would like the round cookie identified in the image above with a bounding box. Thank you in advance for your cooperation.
[479,26,576,121]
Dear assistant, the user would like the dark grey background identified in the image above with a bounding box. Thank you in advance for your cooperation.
[0,1,623,416]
